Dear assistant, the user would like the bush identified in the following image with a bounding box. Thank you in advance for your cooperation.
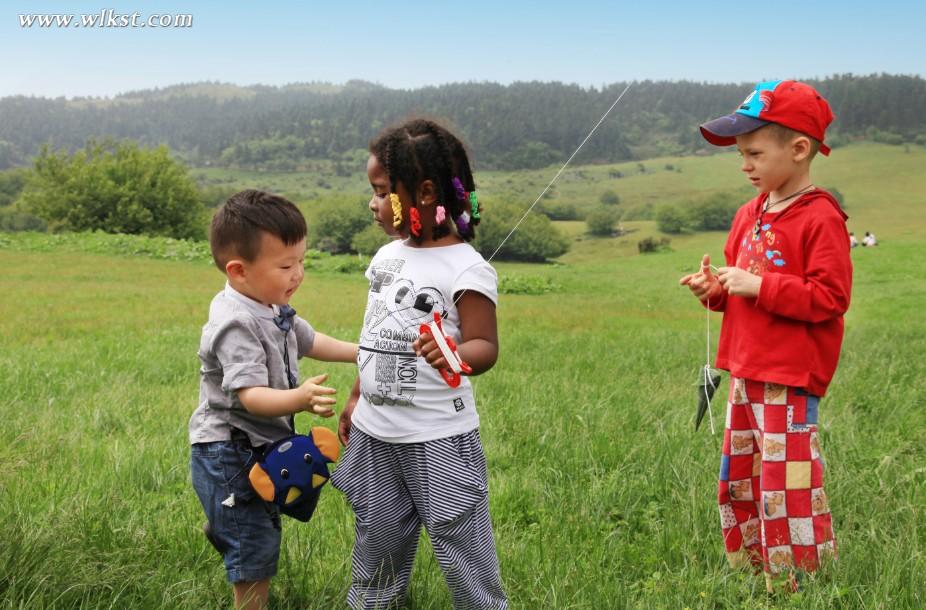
[472,200,569,262]
[656,204,687,233]
[599,189,620,205]
[305,195,371,254]
[18,141,205,239]
[351,224,392,256]
[0,168,28,207]
[0,208,46,232]
[686,192,740,231]
[586,205,621,236]
[498,274,558,295]
[538,202,581,221]
[637,236,672,254]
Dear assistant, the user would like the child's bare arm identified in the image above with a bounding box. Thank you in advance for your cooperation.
[414,291,498,376]
[338,377,361,446]
[237,374,337,418]
[308,332,359,363]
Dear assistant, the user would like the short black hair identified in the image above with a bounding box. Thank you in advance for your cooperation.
[209,190,307,271]
[369,118,480,242]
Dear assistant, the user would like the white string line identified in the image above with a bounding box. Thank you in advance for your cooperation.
[445,83,633,312]
[484,83,632,266]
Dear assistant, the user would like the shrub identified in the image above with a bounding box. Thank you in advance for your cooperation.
[637,236,672,254]
[538,202,581,221]
[599,189,620,205]
[305,195,371,254]
[18,141,205,239]
[473,200,569,262]
[656,204,687,233]
[498,274,558,295]
[686,192,739,231]
[586,205,621,236]
[351,224,392,256]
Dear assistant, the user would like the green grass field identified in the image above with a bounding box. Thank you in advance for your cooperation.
[2,143,925,608]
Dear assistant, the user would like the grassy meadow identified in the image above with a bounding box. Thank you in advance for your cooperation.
[1,143,925,609]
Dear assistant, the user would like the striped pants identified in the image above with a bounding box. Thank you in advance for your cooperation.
[331,427,507,610]
[718,377,836,584]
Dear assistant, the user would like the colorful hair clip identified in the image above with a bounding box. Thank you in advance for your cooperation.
[469,191,480,220]
[435,205,446,224]
[456,210,470,235]
[452,177,467,202]
[409,207,422,237]
[390,193,403,229]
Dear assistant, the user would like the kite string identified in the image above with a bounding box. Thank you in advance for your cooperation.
[448,83,634,310]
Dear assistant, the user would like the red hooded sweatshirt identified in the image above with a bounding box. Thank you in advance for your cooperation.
[708,189,852,396]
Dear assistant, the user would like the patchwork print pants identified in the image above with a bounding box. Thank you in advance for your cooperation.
[718,378,836,577]
[331,427,507,610]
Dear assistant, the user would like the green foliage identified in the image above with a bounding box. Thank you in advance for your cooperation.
[0,209,46,232]
[18,141,205,239]
[498,274,558,295]
[473,201,569,262]
[599,189,620,205]
[637,236,672,253]
[0,75,920,173]
[537,201,581,221]
[656,204,687,233]
[684,192,740,231]
[0,168,27,207]
[350,224,392,256]
[825,186,846,208]
[586,205,621,236]
[305,195,371,254]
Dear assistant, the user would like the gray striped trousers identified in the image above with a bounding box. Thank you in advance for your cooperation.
[330,426,507,610]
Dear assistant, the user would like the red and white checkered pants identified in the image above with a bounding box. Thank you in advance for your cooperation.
[718,377,836,577]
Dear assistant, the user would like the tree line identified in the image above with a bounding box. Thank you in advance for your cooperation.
[0,74,923,171]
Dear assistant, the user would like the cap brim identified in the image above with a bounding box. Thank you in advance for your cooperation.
[699,113,768,147]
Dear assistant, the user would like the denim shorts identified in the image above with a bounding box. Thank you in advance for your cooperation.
[191,440,281,583]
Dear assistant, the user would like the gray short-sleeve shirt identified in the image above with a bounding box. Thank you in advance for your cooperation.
[188,283,316,447]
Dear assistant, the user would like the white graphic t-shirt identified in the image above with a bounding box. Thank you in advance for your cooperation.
[351,239,498,443]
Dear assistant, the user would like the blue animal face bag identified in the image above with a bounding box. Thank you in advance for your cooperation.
[248,427,340,522]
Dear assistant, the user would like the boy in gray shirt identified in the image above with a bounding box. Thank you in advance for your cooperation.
[190,190,357,610]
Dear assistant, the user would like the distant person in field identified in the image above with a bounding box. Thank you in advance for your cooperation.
[862,231,878,246]
[679,81,852,592]
[189,190,357,610]
[849,232,859,248]
[332,119,507,610]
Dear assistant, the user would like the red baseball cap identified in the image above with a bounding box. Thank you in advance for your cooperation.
[700,80,835,155]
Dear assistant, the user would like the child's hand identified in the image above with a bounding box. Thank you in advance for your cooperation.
[413,332,448,371]
[299,374,337,417]
[679,254,724,302]
[716,266,762,298]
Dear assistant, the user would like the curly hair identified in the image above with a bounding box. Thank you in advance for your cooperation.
[369,118,480,242]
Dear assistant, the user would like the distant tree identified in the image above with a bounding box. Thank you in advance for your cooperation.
[351,224,392,256]
[18,141,205,239]
[538,202,581,221]
[306,195,370,254]
[656,204,687,234]
[599,189,620,205]
[686,192,740,231]
[0,168,28,207]
[473,200,569,262]
[586,206,620,236]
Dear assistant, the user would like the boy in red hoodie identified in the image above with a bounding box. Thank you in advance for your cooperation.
[679,80,852,590]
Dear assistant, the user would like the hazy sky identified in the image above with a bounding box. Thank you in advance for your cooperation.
[3,0,924,98]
